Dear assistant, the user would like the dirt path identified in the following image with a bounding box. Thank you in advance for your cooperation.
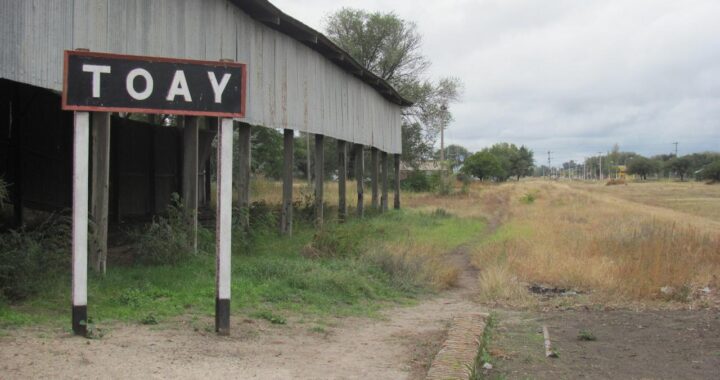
[1,250,485,380]
[0,291,480,380]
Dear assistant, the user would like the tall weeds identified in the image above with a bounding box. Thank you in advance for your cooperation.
[0,213,71,301]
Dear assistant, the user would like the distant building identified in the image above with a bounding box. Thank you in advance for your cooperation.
[399,161,442,179]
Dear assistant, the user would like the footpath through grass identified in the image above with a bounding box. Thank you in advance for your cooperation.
[0,208,484,329]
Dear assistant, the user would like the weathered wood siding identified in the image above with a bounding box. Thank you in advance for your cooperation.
[0,0,403,153]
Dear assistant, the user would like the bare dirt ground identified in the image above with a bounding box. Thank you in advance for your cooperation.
[489,308,720,379]
[0,249,482,380]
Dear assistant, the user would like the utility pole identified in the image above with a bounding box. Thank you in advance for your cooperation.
[440,103,448,178]
[673,142,678,157]
[547,151,553,179]
[597,152,603,181]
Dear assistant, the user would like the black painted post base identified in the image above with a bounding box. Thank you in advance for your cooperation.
[215,298,230,335]
[72,305,87,336]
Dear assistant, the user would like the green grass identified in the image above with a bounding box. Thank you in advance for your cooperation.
[0,209,485,329]
[469,313,499,380]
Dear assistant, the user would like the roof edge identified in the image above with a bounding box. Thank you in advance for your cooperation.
[229,0,414,107]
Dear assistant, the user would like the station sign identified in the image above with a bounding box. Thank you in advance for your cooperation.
[62,50,246,117]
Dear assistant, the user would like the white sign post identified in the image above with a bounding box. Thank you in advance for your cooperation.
[215,117,233,335]
[71,111,89,335]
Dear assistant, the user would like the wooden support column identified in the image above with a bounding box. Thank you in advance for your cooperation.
[215,118,233,335]
[71,112,89,336]
[371,147,379,209]
[381,151,389,212]
[182,116,199,254]
[394,154,401,209]
[236,122,251,231]
[281,129,294,235]
[337,140,347,222]
[90,112,110,274]
[355,144,364,218]
[314,134,324,227]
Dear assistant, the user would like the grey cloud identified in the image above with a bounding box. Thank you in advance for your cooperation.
[273,0,720,162]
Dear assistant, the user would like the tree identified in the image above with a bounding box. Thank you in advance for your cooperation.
[627,156,658,180]
[461,151,503,181]
[701,160,720,182]
[435,144,470,171]
[666,156,692,181]
[325,9,462,162]
[401,122,433,168]
[509,145,534,180]
[250,127,283,179]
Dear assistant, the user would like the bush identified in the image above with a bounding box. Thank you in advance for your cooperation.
[0,177,9,210]
[401,170,433,192]
[0,213,71,301]
[131,194,202,265]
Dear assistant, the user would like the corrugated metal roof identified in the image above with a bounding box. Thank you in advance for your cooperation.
[232,0,413,107]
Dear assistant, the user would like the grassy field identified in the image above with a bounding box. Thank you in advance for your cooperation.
[0,188,484,329]
[2,177,718,331]
[574,180,720,222]
[465,180,720,306]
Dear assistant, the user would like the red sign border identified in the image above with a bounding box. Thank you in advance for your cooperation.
[61,50,247,118]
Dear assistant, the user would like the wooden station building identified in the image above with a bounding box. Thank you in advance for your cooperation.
[0,0,410,334]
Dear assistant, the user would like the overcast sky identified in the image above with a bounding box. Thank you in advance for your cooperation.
[272,0,719,165]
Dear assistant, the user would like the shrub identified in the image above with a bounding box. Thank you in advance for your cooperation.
[0,213,71,301]
[293,187,316,223]
[401,170,433,192]
[0,177,9,210]
[131,194,202,265]
[520,192,536,204]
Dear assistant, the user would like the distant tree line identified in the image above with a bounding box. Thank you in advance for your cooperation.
[555,145,720,182]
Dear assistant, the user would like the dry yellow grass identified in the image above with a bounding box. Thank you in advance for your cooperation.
[573,180,720,223]
[471,180,720,304]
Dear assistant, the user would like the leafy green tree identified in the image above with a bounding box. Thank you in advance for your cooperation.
[666,156,692,181]
[401,122,433,168]
[509,145,534,180]
[627,156,658,180]
[434,144,470,171]
[250,127,283,179]
[325,9,462,163]
[461,151,503,181]
[701,160,720,182]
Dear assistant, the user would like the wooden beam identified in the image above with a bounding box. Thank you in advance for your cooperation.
[371,147,379,209]
[381,151,389,212]
[337,140,347,222]
[394,154,401,209]
[236,122,251,231]
[182,116,199,254]
[12,102,23,227]
[90,112,110,274]
[355,144,364,218]
[314,134,324,227]
[281,129,294,235]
